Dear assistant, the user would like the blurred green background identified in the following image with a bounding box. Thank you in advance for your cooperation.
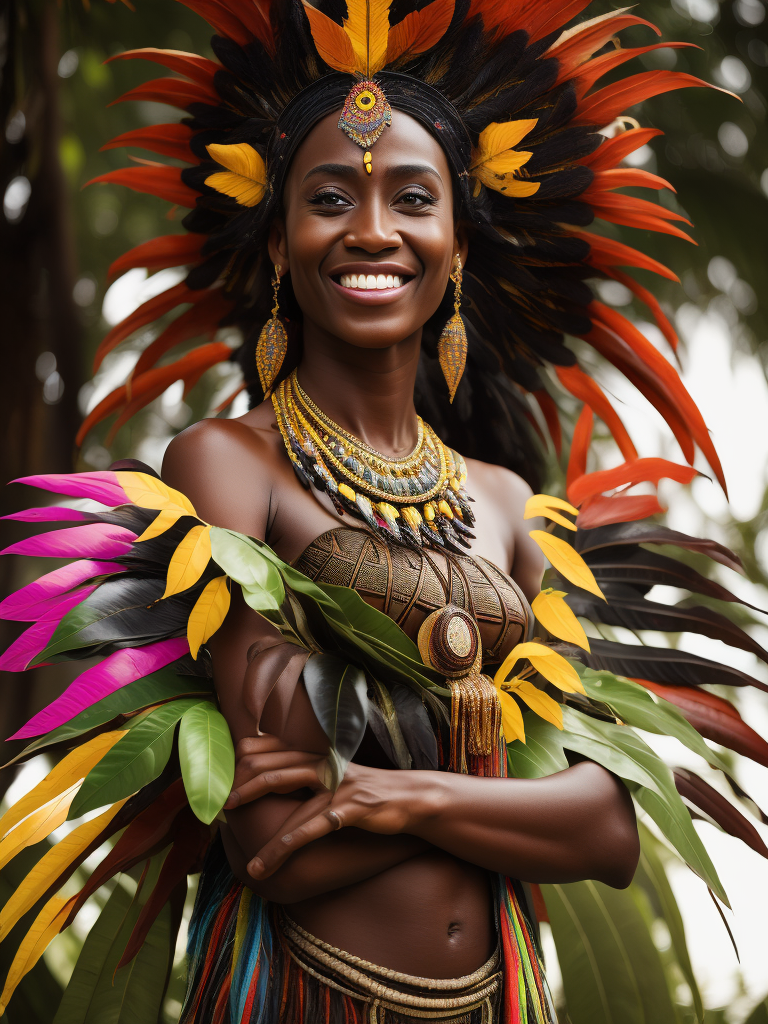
[0,0,767,1021]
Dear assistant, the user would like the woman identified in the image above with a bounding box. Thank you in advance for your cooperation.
[162,103,638,1021]
[0,2,757,1023]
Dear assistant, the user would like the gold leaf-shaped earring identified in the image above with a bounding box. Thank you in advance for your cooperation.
[437,254,467,403]
[256,263,288,397]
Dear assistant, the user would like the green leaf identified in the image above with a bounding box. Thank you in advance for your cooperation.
[53,856,174,1024]
[506,714,569,778]
[178,702,235,824]
[303,653,368,788]
[745,998,768,1024]
[560,707,728,906]
[7,667,214,766]
[578,667,730,773]
[210,527,285,611]
[635,822,704,1023]
[542,878,678,1024]
[69,699,204,818]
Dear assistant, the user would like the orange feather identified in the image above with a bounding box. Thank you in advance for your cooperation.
[601,267,678,353]
[85,167,199,208]
[574,70,720,126]
[387,0,455,63]
[577,493,666,528]
[174,0,255,48]
[569,43,698,101]
[586,193,696,243]
[568,458,698,506]
[531,389,562,456]
[101,123,196,162]
[548,12,660,84]
[301,3,356,73]
[93,283,199,372]
[581,127,664,171]
[106,48,219,87]
[574,230,679,282]
[566,405,593,491]
[130,291,232,379]
[107,234,205,283]
[586,168,676,193]
[554,364,637,462]
[109,77,217,111]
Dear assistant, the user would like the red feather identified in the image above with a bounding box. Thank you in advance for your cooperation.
[107,233,205,283]
[586,168,676,193]
[549,12,660,85]
[85,166,199,208]
[568,458,698,506]
[602,267,679,354]
[93,283,200,371]
[577,493,665,528]
[585,192,696,243]
[589,302,726,491]
[106,48,219,86]
[566,404,593,490]
[531,389,562,455]
[575,70,719,127]
[77,342,231,446]
[570,43,698,102]
[110,77,217,111]
[468,0,591,43]
[581,127,664,171]
[101,123,196,162]
[175,0,273,49]
[130,290,231,379]
[574,230,679,282]
[554,364,637,461]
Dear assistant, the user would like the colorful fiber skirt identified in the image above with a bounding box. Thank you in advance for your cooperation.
[181,836,555,1024]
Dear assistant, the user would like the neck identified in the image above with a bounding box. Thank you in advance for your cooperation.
[296,322,422,459]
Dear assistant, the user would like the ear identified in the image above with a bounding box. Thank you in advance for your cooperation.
[454,224,469,270]
[268,217,290,274]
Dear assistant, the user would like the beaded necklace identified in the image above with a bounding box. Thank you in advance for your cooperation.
[272,370,475,553]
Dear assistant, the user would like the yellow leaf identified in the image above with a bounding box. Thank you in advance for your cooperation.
[135,507,186,543]
[188,576,231,660]
[524,493,579,531]
[498,689,526,744]
[163,525,212,599]
[471,120,539,168]
[205,145,267,207]
[0,785,79,872]
[0,894,76,1014]
[529,530,605,600]
[0,731,126,842]
[470,120,541,197]
[494,642,585,695]
[0,800,127,942]
[119,472,198,518]
[507,678,564,730]
[531,589,591,652]
[344,0,392,74]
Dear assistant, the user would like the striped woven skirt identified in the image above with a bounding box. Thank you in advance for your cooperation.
[181,836,555,1024]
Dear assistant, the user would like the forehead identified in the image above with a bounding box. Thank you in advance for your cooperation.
[285,108,452,182]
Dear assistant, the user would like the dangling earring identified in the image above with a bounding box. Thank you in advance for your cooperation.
[437,254,467,404]
[256,263,288,397]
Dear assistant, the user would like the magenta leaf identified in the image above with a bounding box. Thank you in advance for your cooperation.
[12,472,128,506]
[0,523,136,559]
[0,560,125,621]
[9,637,190,739]
[2,507,90,523]
[0,589,93,671]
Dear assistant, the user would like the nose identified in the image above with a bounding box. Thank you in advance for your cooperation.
[343,195,401,253]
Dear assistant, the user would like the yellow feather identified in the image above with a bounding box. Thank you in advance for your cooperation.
[524,493,579,531]
[187,576,231,660]
[0,731,126,842]
[507,678,564,730]
[119,472,198,518]
[532,589,591,651]
[135,508,186,543]
[498,689,526,744]
[0,800,127,942]
[0,894,76,1015]
[470,119,540,197]
[494,642,585,695]
[163,525,212,599]
[344,0,392,74]
[0,786,79,872]
[529,530,606,600]
[205,144,267,207]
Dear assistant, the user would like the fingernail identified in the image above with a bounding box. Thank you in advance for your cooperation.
[248,857,264,877]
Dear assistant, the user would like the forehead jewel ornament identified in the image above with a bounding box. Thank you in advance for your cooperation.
[338,80,391,174]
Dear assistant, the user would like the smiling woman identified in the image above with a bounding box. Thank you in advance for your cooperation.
[1,1,763,1023]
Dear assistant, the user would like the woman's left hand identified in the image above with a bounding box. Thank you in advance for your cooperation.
[225,736,430,879]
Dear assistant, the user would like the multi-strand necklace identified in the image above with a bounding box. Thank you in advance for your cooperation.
[272,370,475,553]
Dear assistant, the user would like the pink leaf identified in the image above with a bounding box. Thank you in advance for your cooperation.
[10,638,190,738]
[0,524,136,559]
[0,561,125,621]
[12,472,128,506]
[2,507,90,523]
[0,590,94,671]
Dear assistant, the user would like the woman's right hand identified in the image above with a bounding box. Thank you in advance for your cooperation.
[225,733,329,809]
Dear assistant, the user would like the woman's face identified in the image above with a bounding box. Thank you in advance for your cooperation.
[268,109,465,351]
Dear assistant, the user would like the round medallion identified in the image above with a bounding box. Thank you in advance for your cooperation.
[417,604,481,679]
[446,615,473,658]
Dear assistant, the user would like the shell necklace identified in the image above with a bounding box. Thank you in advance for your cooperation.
[272,370,475,553]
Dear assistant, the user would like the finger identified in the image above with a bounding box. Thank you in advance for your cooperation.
[234,734,287,759]
[249,805,348,879]
[269,790,332,837]
[226,765,328,807]
[232,750,318,789]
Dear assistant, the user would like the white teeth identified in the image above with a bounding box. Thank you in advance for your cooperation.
[339,273,406,290]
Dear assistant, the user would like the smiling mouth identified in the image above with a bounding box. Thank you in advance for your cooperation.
[335,273,412,291]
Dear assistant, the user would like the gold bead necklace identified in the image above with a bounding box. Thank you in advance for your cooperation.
[272,370,475,552]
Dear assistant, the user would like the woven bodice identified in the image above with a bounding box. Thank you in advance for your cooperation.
[294,527,531,665]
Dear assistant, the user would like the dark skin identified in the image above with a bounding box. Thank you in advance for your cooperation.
[163,110,639,981]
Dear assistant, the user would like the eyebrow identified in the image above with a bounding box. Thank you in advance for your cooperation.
[301,162,443,184]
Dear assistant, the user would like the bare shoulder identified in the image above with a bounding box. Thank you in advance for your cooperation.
[161,405,289,536]
[464,458,534,514]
